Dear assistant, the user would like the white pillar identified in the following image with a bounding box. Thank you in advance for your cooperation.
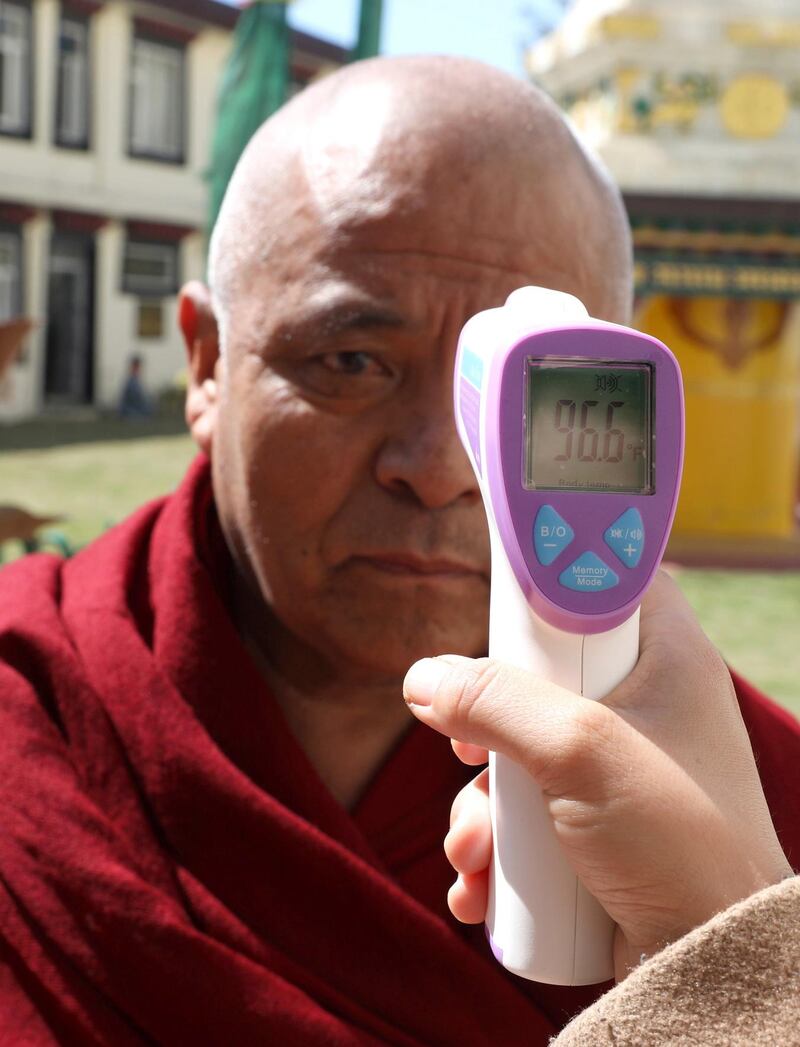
[93,1,131,192]
[32,0,58,150]
[182,230,206,284]
[0,210,50,420]
[24,209,50,413]
[94,219,128,408]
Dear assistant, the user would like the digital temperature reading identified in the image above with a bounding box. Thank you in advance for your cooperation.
[525,361,652,493]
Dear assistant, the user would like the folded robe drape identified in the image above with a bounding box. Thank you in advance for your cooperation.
[0,457,798,1045]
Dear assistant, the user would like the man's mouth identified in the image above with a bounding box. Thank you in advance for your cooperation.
[351,553,487,580]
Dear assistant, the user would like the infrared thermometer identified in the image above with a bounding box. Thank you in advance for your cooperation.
[454,287,683,985]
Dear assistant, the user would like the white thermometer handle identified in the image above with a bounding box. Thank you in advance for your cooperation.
[485,518,639,985]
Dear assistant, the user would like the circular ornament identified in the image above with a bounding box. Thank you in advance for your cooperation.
[721,74,789,138]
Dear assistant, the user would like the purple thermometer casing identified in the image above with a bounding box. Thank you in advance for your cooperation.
[456,321,684,635]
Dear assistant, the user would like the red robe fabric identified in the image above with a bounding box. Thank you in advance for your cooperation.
[0,457,798,1046]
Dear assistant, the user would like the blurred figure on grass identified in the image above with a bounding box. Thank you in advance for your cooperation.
[118,354,153,419]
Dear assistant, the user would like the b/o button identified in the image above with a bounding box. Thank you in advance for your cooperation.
[533,505,574,566]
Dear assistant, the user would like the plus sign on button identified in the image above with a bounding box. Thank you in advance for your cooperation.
[604,508,645,568]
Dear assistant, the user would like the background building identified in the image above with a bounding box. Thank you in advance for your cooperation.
[0,0,344,421]
[528,0,800,546]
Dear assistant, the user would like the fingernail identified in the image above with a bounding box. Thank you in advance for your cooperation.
[403,658,449,707]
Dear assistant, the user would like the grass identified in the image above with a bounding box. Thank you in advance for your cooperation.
[1,416,799,720]
[0,417,196,549]
[671,570,800,719]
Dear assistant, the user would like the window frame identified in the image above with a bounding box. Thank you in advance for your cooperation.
[0,224,23,321]
[0,0,33,139]
[127,31,186,165]
[54,11,91,150]
[121,238,180,297]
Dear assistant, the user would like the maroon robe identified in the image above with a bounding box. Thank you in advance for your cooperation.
[0,457,798,1045]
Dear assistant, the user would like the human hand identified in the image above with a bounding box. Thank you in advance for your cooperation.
[402,573,793,980]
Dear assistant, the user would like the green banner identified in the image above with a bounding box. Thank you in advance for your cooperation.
[207,1,290,237]
[352,0,384,61]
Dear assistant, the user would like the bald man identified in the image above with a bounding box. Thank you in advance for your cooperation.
[0,57,798,1045]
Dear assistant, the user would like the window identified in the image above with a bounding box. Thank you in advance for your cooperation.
[56,15,90,148]
[129,36,185,162]
[0,1,31,136]
[0,230,21,320]
[136,299,163,339]
[123,240,178,296]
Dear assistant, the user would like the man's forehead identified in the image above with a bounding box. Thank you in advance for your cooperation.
[299,78,401,229]
[291,70,563,238]
[212,58,632,326]
[242,245,607,349]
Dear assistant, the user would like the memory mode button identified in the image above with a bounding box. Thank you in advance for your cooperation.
[559,552,619,592]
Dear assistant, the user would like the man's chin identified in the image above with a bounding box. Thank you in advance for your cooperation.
[340,636,486,681]
[321,599,489,679]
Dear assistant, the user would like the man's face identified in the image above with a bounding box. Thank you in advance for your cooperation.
[209,151,619,682]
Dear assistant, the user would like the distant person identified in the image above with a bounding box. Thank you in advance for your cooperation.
[0,57,797,1044]
[118,354,152,418]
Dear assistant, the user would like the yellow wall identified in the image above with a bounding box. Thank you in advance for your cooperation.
[636,295,800,537]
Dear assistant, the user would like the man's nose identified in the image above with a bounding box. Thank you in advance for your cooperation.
[374,385,481,510]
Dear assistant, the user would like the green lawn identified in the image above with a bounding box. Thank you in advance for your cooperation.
[0,420,196,550]
[671,570,800,718]
[1,418,799,720]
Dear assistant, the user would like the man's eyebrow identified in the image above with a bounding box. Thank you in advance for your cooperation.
[290,301,410,339]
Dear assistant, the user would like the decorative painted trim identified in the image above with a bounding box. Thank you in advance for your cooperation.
[668,297,790,369]
[52,209,107,234]
[0,202,37,225]
[126,219,195,242]
[625,194,800,225]
[601,14,661,40]
[133,16,197,46]
[634,256,800,299]
[727,20,800,47]
[633,227,800,257]
[62,0,103,15]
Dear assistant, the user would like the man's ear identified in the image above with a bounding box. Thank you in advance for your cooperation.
[179,281,220,457]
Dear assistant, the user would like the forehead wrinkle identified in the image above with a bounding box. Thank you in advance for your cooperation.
[329,243,580,291]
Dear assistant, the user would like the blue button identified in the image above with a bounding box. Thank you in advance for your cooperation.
[533,505,575,566]
[559,552,619,592]
[604,508,645,569]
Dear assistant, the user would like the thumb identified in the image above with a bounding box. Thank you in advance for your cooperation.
[403,655,597,785]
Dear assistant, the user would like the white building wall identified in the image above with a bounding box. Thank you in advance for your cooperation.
[1,3,229,227]
[96,229,206,409]
[0,0,232,420]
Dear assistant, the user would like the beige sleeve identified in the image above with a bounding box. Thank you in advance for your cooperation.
[552,877,800,1047]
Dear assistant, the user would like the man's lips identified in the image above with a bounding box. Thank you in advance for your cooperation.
[350,553,488,579]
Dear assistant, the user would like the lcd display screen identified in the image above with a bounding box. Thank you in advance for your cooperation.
[524,361,653,493]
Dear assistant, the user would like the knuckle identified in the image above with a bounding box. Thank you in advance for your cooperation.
[542,700,616,791]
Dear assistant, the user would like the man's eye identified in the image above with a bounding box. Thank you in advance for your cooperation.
[319,351,384,377]
[294,350,395,402]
